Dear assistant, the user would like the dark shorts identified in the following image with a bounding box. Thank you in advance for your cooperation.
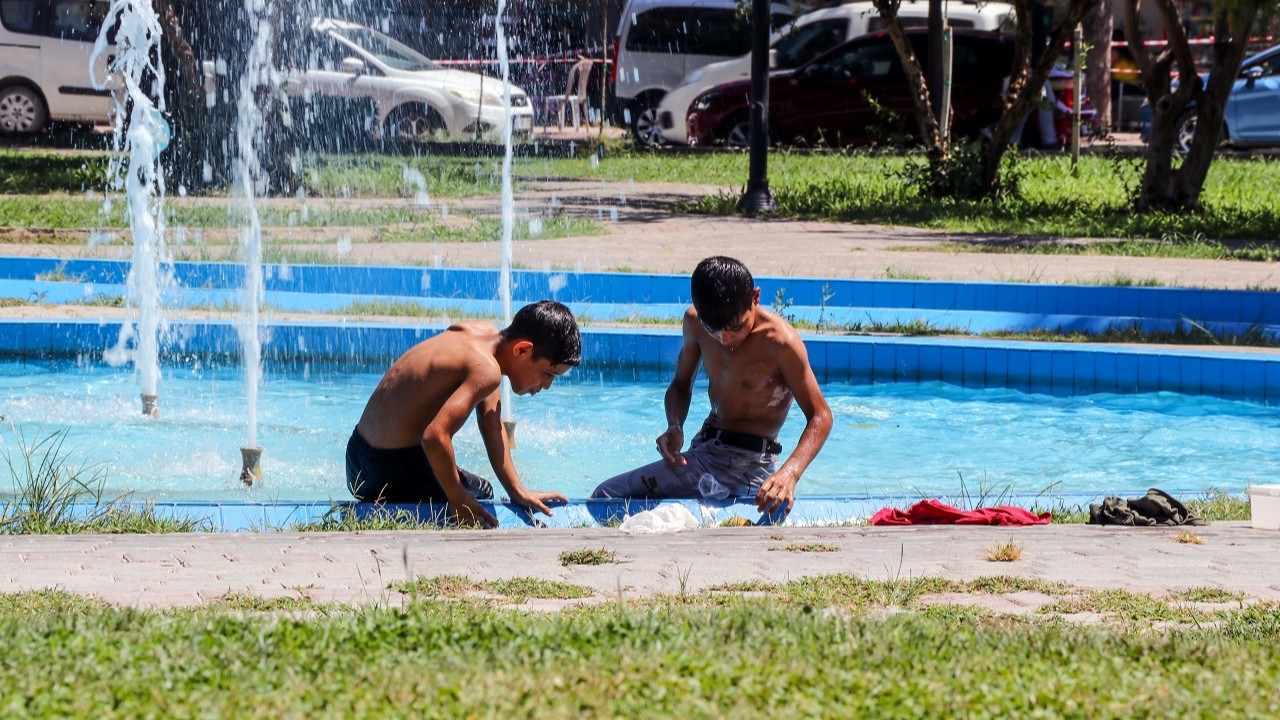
[345,428,493,504]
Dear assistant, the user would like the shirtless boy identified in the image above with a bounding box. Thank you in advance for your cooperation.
[591,256,831,514]
[347,300,581,527]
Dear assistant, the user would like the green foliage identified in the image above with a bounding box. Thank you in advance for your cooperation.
[558,548,619,566]
[0,150,110,194]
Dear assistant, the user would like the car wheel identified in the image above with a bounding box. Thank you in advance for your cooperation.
[721,114,751,148]
[630,97,662,148]
[1173,112,1197,155]
[384,105,446,142]
[0,85,47,135]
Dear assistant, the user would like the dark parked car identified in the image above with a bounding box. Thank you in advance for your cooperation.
[1140,42,1280,154]
[685,28,1014,147]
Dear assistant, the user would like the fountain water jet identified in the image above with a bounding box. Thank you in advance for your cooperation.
[232,0,277,485]
[93,0,172,418]
[496,0,516,446]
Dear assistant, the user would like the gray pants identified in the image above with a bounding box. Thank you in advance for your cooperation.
[591,434,777,500]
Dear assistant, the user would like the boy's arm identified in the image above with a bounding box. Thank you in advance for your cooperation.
[421,366,501,528]
[474,387,566,517]
[657,310,703,468]
[756,332,832,514]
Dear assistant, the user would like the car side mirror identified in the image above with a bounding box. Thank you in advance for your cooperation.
[340,57,366,75]
[1245,65,1263,88]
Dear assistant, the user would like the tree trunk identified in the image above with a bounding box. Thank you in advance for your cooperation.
[1082,0,1112,133]
[1130,0,1267,212]
[872,0,946,169]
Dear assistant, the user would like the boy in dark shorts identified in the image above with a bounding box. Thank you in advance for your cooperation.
[347,300,581,527]
[591,256,831,514]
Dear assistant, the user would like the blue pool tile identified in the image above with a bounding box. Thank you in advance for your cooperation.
[1220,359,1246,401]
[918,345,943,382]
[849,282,874,309]
[850,343,874,381]
[824,341,851,381]
[1094,351,1118,392]
[1135,354,1162,392]
[1027,348,1054,387]
[1199,291,1225,323]
[1179,356,1203,396]
[929,282,957,311]
[1051,350,1075,393]
[1157,355,1183,393]
[1241,361,1267,402]
[872,344,896,383]
[939,345,965,384]
[1006,348,1031,392]
[894,344,921,383]
[955,283,977,311]
[962,347,986,388]
[1266,362,1280,404]
[1200,357,1225,396]
[1114,353,1139,392]
[0,323,26,355]
[1072,351,1095,394]
[984,348,1008,388]
[990,284,1016,313]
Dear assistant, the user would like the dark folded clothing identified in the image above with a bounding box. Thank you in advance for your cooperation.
[1088,487,1205,526]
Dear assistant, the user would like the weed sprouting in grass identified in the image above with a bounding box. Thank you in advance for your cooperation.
[1187,489,1251,521]
[719,516,754,527]
[769,543,840,553]
[1,424,106,534]
[390,575,478,598]
[985,540,1023,562]
[1167,587,1246,604]
[559,548,619,566]
[482,578,595,602]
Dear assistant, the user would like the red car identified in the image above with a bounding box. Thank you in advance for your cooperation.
[686,28,1014,147]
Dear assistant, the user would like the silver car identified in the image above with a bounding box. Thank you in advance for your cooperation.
[296,18,534,142]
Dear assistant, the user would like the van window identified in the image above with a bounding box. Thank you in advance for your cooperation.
[774,18,847,70]
[815,40,901,81]
[626,8,690,54]
[48,0,108,41]
[866,16,974,32]
[0,0,40,33]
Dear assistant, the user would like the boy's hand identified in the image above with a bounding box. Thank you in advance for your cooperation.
[511,488,568,517]
[755,471,798,515]
[449,494,499,529]
[656,425,686,469]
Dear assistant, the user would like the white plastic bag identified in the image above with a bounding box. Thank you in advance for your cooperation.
[619,504,700,534]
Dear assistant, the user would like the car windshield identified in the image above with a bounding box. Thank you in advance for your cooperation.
[773,18,847,70]
[330,26,440,71]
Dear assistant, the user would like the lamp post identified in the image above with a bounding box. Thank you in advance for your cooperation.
[737,0,774,215]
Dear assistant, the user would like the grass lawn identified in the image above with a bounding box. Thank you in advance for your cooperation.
[2,588,1278,718]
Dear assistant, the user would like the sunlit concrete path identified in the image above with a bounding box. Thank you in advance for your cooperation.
[3,522,1277,610]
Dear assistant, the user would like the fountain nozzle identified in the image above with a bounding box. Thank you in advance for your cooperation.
[503,420,517,449]
[240,446,263,487]
[141,393,159,417]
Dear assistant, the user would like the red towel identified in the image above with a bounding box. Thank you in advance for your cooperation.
[870,499,1052,526]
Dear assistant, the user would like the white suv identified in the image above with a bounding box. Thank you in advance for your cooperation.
[656,0,1015,144]
[295,18,535,142]
[0,0,119,134]
[611,0,794,145]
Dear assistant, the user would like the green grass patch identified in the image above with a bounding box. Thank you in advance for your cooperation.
[1166,587,1247,604]
[1037,588,1215,624]
[391,575,594,603]
[2,596,1280,716]
[0,149,110,194]
[768,543,840,553]
[291,504,448,532]
[558,548,619,566]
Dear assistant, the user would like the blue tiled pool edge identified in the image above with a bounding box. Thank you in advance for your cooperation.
[4,319,1279,404]
[69,493,1145,532]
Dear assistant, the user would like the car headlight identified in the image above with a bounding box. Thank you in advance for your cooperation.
[691,93,720,112]
[449,88,504,108]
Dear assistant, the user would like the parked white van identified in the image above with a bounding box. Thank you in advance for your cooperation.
[0,0,120,134]
[611,0,794,145]
[656,0,1015,144]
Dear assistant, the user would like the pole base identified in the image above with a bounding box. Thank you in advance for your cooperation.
[240,446,263,487]
[141,393,158,418]
[503,420,517,449]
[736,185,775,216]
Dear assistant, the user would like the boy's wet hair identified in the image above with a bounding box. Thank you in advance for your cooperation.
[690,256,754,331]
[501,300,582,366]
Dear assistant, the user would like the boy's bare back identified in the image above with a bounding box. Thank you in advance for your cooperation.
[356,322,501,449]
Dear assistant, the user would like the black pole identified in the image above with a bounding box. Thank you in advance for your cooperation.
[737,0,774,215]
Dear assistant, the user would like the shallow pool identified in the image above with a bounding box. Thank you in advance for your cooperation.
[1,359,1273,504]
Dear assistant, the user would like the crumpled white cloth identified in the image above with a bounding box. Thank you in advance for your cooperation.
[618,504,700,534]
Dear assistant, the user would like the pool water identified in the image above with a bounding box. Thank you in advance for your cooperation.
[1,360,1274,503]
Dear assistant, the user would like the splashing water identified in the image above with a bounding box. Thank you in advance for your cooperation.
[93,0,172,416]
[496,1,515,427]
[233,0,276,450]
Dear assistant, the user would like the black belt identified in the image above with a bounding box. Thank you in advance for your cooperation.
[700,423,782,454]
